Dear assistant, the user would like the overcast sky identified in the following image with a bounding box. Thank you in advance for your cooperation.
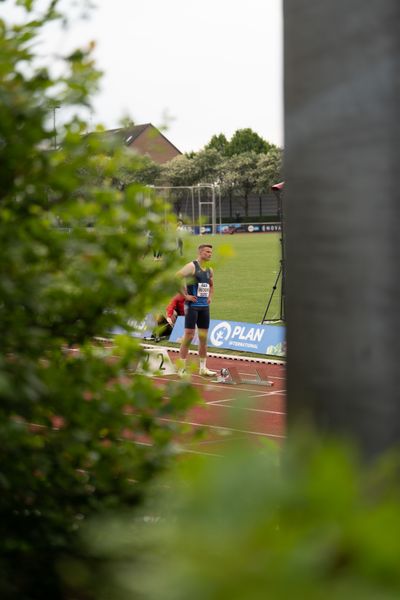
[4,0,283,153]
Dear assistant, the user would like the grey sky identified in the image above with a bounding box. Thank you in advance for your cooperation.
[4,0,283,153]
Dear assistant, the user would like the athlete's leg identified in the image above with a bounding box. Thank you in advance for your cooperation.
[198,328,208,360]
[197,308,216,376]
[179,328,195,360]
[198,328,216,376]
[197,308,210,360]
[178,306,197,375]
[177,328,195,377]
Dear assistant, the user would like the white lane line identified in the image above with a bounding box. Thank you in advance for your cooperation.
[158,417,285,439]
[204,393,282,405]
[203,391,277,402]
[206,402,285,416]
[133,439,222,458]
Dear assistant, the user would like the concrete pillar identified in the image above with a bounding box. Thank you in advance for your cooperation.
[284,0,400,457]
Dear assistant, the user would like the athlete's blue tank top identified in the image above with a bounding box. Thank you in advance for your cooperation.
[186,260,211,308]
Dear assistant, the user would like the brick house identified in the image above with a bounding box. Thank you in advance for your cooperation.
[91,123,182,165]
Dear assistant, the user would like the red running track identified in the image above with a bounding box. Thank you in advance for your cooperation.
[154,351,286,457]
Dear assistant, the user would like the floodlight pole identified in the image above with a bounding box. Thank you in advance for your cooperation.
[261,182,286,323]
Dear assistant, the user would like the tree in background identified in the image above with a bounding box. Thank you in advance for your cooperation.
[159,130,282,221]
[159,154,199,187]
[256,146,283,211]
[222,152,260,217]
[119,154,162,186]
[217,156,238,218]
[0,2,197,598]
[205,132,229,155]
[256,146,283,187]
[227,127,272,156]
[205,128,273,157]
[161,129,280,191]
[191,148,223,184]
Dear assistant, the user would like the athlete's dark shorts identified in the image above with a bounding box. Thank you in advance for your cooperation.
[184,305,210,330]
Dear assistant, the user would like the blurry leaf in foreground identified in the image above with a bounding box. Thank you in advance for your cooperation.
[79,437,400,600]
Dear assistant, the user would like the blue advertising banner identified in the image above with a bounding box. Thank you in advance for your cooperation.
[169,317,286,357]
[112,314,157,338]
[187,223,282,235]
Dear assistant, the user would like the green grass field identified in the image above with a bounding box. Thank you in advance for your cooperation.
[180,233,282,323]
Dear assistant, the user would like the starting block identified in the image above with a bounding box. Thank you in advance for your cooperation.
[213,365,242,384]
[213,365,273,387]
[254,365,274,387]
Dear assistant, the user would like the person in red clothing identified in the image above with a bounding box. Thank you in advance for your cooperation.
[152,293,185,341]
[165,293,185,328]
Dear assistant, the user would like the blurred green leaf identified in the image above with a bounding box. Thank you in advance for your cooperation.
[0,3,199,599]
[79,438,400,600]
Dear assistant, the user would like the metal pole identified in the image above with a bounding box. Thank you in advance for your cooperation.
[198,186,202,234]
[218,185,222,233]
[191,186,195,230]
[211,185,216,234]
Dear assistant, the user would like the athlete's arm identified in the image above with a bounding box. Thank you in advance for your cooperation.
[176,262,196,302]
[176,261,195,278]
[208,268,214,304]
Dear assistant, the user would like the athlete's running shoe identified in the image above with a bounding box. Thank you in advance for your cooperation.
[199,367,217,377]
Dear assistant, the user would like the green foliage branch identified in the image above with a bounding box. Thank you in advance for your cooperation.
[0,3,199,597]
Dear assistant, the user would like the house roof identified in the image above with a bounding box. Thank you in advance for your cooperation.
[106,123,150,145]
[87,123,182,155]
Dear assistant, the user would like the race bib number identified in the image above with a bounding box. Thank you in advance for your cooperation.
[197,283,210,297]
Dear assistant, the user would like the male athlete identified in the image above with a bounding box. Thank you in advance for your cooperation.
[177,244,217,377]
